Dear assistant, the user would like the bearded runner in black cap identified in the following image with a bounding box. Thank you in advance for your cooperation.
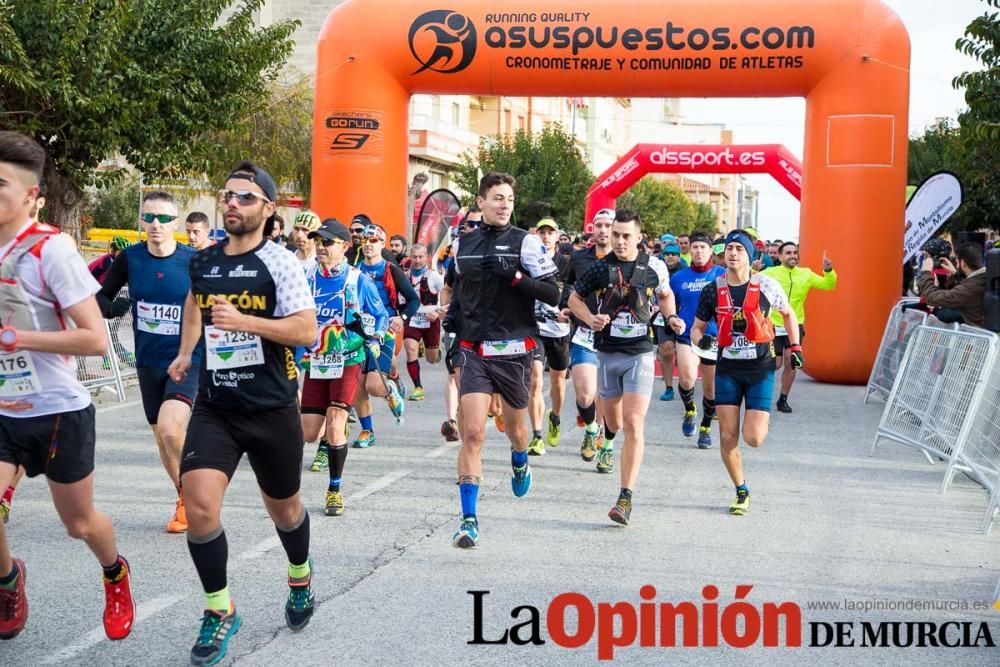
[690,230,800,517]
[168,161,319,665]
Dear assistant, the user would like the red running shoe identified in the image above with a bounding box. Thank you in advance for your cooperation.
[0,559,27,640]
[103,557,135,640]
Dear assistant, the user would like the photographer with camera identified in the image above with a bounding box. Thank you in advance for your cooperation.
[917,240,987,327]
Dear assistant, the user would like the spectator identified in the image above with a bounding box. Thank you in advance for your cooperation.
[88,236,129,283]
[390,234,410,269]
[268,213,285,244]
[917,242,987,327]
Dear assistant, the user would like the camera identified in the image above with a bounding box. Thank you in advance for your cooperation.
[922,238,952,267]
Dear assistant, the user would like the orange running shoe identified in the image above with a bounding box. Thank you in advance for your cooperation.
[166,494,188,533]
[103,557,135,640]
[494,412,506,433]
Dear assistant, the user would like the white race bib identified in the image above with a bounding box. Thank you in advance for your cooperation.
[409,313,431,329]
[572,326,595,351]
[0,351,41,397]
[652,312,665,327]
[137,300,181,336]
[610,312,648,339]
[481,339,527,357]
[722,334,759,360]
[775,325,787,337]
[310,353,345,379]
[205,325,264,370]
[360,313,376,337]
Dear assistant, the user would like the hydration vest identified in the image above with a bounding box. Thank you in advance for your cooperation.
[715,274,774,347]
[410,270,437,306]
[599,252,655,325]
[0,223,65,332]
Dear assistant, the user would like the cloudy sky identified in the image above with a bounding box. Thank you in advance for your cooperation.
[680,0,985,241]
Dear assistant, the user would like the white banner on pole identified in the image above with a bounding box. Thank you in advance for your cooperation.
[903,172,963,263]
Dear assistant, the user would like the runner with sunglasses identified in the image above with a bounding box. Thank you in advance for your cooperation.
[300,219,389,516]
[352,222,418,447]
[168,162,319,664]
[96,190,199,533]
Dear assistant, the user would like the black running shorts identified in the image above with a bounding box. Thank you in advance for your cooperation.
[773,325,806,357]
[137,366,198,425]
[457,349,532,410]
[180,403,304,499]
[0,405,96,484]
[540,335,570,372]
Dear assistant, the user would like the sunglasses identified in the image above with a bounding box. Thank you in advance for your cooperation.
[361,224,385,242]
[362,237,382,245]
[313,237,344,247]
[218,189,271,206]
[350,227,364,234]
[140,213,178,224]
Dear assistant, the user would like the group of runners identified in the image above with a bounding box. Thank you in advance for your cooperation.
[0,130,837,664]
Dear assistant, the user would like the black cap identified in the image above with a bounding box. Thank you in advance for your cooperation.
[689,232,713,247]
[350,213,372,227]
[310,218,351,244]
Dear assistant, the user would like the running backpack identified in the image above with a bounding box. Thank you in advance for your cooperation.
[0,222,64,332]
[600,252,655,325]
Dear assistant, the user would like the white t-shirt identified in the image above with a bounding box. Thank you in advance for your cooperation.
[0,222,99,418]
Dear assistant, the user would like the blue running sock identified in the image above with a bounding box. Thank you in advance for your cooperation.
[459,482,479,520]
[736,482,749,493]
[359,415,373,432]
[511,449,528,468]
[328,477,341,492]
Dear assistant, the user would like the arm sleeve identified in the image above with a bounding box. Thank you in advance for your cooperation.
[359,274,391,335]
[574,261,606,299]
[513,271,559,305]
[519,234,558,279]
[810,268,838,291]
[559,256,578,309]
[695,283,717,323]
[391,264,420,318]
[95,250,129,316]
[444,262,457,288]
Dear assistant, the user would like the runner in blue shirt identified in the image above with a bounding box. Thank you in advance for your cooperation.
[97,190,200,533]
[669,232,726,449]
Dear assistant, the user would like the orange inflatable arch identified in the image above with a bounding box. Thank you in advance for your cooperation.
[313,0,910,384]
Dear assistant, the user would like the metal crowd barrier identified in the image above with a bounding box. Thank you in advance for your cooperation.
[870,323,1000,533]
[864,299,951,403]
[76,288,136,401]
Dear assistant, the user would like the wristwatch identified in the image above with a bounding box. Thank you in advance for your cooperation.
[0,327,17,353]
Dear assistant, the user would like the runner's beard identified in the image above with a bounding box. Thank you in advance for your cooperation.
[223,210,264,236]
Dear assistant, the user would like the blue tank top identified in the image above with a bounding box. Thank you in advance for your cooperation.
[670,264,726,341]
[124,243,201,368]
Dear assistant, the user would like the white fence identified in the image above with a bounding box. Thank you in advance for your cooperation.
[869,312,1000,534]
[864,299,952,403]
[76,288,137,401]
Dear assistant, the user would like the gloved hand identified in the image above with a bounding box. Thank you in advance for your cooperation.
[442,311,456,333]
[697,334,717,352]
[789,344,804,369]
[109,297,131,317]
[480,255,519,281]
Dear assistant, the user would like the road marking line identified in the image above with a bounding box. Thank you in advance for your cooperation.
[240,470,412,560]
[41,593,186,665]
[425,441,460,459]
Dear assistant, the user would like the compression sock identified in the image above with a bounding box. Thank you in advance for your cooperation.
[679,385,696,412]
[406,360,422,388]
[328,444,348,492]
[459,479,479,520]
[359,415,374,432]
[188,528,228,604]
[701,397,716,428]
[276,510,310,568]
[603,421,617,450]
[511,449,529,469]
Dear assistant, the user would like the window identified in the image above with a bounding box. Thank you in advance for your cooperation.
[452,102,460,126]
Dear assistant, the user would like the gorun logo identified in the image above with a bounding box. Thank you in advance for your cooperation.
[409,10,477,74]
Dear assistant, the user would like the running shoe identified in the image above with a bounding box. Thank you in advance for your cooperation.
[324,491,345,517]
[166,495,188,533]
[452,518,479,549]
[608,496,632,525]
[511,462,532,497]
[409,386,426,402]
[576,415,585,428]
[730,488,751,516]
[389,374,406,400]
[0,498,9,526]
[527,436,545,456]
[190,605,242,666]
[385,382,405,424]
[596,447,614,474]
[776,398,793,414]
[103,557,135,640]
[494,412,505,433]
[696,426,713,449]
[285,561,315,632]
[441,419,459,442]
[580,428,600,462]
[309,442,329,472]
[682,409,697,437]
[660,387,675,401]
[0,559,27,640]
[544,409,560,447]
[352,429,375,449]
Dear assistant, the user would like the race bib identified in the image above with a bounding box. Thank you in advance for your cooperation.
[481,339,527,357]
[137,300,181,336]
[409,313,431,329]
[205,325,264,370]
[360,313,376,337]
[610,312,648,339]
[722,334,759,360]
[775,325,787,337]
[310,353,345,379]
[572,326,595,351]
[0,351,41,397]
[652,312,665,327]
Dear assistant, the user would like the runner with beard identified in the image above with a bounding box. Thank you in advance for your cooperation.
[653,238,687,402]
[168,162,319,663]
[402,243,444,403]
[560,209,615,465]
[691,231,800,516]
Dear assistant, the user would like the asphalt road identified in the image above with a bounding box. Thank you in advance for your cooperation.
[2,364,997,666]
